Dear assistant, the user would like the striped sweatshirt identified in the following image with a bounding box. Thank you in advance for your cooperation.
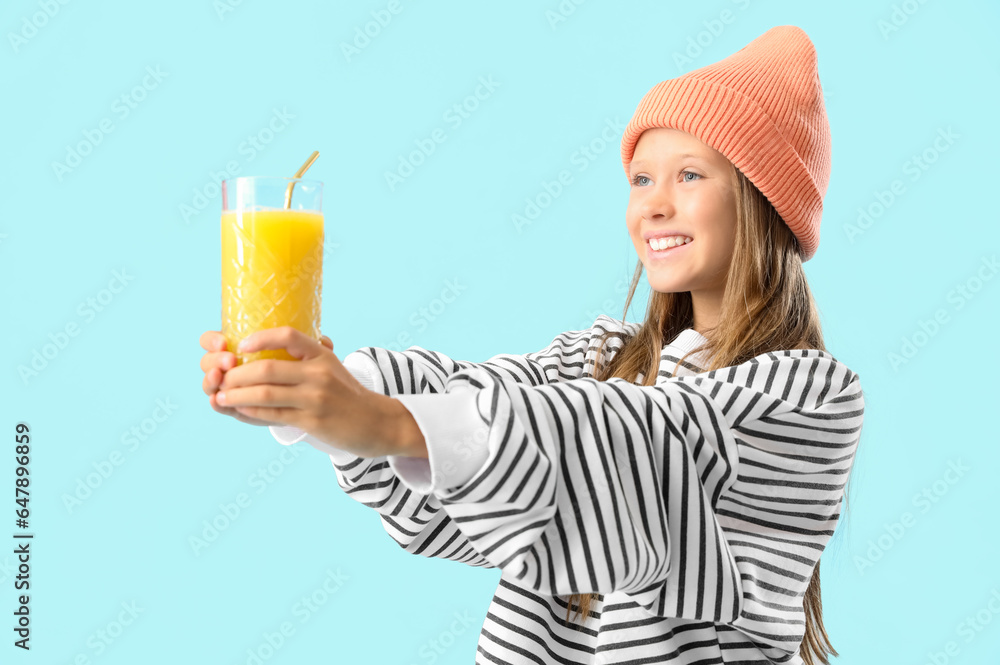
[270,314,865,664]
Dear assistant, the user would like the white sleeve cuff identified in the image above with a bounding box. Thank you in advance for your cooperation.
[267,350,380,466]
[342,351,379,393]
[268,424,309,446]
[387,390,490,495]
[268,425,358,464]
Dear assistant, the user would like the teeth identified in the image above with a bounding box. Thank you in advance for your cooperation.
[647,236,692,250]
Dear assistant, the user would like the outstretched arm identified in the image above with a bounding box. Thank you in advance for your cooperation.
[271,315,640,568]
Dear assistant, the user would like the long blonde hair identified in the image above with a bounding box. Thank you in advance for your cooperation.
[562,161,854,665]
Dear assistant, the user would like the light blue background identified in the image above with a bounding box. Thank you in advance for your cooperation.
[3,1,999,663]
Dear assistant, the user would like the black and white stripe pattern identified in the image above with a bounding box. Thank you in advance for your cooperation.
[327,315,864,664]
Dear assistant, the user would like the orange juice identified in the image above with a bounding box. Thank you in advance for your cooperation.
[221,208,324,364]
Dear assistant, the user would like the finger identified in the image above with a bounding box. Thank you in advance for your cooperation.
[320,335,333,351]
[238,326,324,361]
[200,350,236,374]
[209,392,272,425]
[203,367,222,395]
[227,404,300,426]
[217,384,305,410]
[203,366,237,395]
[218,358,305,391]
[220,386,303,426]
[209,391,238,416]
[200,331,228,353]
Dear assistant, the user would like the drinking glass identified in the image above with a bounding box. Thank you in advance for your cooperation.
[221,176,324,365]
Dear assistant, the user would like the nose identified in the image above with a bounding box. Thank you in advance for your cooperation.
[640,183,675,220]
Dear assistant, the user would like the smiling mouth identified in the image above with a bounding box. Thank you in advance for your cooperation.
[646,238,692,260]
[646,236,692,250]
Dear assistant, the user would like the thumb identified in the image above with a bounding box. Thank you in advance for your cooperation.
[319,335,333,351]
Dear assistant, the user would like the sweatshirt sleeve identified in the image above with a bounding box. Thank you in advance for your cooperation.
[272,315,636,569]
[396,349,864,653]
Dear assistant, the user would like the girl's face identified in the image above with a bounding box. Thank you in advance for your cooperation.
[626,128,738,305]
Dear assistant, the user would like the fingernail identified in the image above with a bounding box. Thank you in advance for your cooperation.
[217,391,226,404]
[238,338,251,352]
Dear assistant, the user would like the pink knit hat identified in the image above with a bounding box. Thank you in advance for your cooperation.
[620,25,831,262]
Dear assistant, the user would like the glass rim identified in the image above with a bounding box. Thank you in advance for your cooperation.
[222,176,323,187]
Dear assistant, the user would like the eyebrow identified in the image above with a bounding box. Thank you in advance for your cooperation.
[631,154,705,167]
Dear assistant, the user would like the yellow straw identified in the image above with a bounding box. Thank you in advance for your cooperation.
[284,151,320,208]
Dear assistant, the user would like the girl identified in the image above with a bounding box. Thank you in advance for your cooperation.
[199,24,865,665]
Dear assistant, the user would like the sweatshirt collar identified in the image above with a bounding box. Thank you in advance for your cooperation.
[667,328,711,370]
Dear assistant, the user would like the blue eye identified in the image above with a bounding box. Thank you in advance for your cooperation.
[630,171,701,186]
